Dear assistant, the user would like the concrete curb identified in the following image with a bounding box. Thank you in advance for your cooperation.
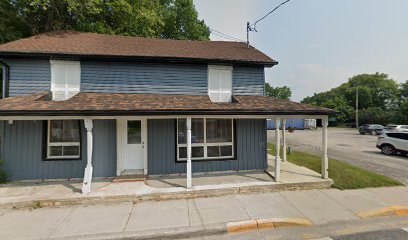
[0,180,333,210]
[50,218,313,240]
[227,218,313,233]
[50,223,227,240]
[357,205,408,219]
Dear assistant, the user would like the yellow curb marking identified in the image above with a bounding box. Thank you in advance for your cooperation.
[391,206,408,217]
[227,218,312,234]
[357,205,408,219]
[227,220,258,234]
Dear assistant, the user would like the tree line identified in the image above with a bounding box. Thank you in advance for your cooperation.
[302,73,408,126]
[0,0,210,98]
[0,0,210,43]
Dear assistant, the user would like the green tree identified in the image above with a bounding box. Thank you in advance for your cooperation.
[302,73,403,125]
[265,83,292,100]
[0,0,210,43]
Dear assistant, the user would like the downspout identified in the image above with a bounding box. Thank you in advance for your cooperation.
[0,60,9,99]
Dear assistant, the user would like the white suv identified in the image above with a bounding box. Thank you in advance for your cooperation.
[376,132,408,155]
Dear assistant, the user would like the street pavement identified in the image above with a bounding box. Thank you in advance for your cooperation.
[267,128,408,185]
[0,186,408,239]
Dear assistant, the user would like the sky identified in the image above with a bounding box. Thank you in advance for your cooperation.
[194,0,408,101]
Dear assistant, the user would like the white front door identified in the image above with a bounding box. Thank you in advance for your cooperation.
[121,119,144,171]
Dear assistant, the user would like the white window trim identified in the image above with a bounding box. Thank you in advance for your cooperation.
[176,118,234,161]
[46,120,81,159]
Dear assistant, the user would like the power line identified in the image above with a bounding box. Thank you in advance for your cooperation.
[247,0,291,46]
[250,0,291,28]
[209,27,245,42]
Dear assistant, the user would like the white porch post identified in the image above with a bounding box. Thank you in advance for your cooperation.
[321,116,329,179]
[275,117,281,182]
[186,117,192,189]
[282,119,287,162]
[82,118,94,194]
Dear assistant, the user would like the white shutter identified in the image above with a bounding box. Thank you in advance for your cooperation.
[208,66,232,103]
[50,60,80,101]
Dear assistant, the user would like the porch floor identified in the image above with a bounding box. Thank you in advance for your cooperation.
[0,157,332,208]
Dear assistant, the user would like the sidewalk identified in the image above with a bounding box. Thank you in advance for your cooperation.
[1,186,408,240]
[0,156,332,209]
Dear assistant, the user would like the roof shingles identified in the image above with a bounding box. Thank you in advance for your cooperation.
[0,92,335,116]
[0,31,276,65]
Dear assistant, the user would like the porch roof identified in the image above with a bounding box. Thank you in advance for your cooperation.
[0,92,335,116]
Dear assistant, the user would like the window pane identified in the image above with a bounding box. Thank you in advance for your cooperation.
[178,118,204,144]
[49,146,63,157]
[206,119,232,143]
[179,147,187,159]
[63,146,80,156]
[207,146,220,157]
[192,119,204,143]
[220,145,233,157]
[192,147,204,158]
[50,120,63,142]
[62,120,80,142]
[50,120,80,143]
[128,121,141,144]
[178,119,187,144]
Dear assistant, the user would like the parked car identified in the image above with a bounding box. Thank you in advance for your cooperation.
[358,124,384,135]
[383,124,408,133]
[376,132,408,155]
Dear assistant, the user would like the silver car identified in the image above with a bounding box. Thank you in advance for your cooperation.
[383,125,408,133]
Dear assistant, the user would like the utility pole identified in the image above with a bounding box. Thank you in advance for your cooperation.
[246,22,250,47]
[355,87,359,129]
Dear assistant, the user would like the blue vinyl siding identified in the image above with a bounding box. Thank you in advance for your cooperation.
[5,58,265,96]
[147,119,267,175]
[2,120,116,180]
[7,59,51,97]
[233,66,265,96]
[81,62,208,95]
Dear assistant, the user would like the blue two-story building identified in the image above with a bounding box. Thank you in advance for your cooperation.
[0,31,333,192]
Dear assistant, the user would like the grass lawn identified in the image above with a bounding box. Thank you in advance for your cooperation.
[267,143,404,190]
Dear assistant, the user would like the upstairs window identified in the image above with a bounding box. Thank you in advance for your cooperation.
[50,60,80,101]
[208,65,232,102]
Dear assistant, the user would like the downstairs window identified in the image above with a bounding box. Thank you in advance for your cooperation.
[177,118,234,161]
[46,120,81,159]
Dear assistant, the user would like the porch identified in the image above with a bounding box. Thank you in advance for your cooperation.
[0,159,332,209]
[0,92,334,194]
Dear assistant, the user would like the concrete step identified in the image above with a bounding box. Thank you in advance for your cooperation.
[112,175,146,183]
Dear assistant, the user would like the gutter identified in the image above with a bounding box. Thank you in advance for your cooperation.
[0,60,9,99]
[0,52,279,68]
[0,109,336,117]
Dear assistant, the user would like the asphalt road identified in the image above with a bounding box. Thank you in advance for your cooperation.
[267,128,408,185]
[185,215,408,240]
[333,228,408,240]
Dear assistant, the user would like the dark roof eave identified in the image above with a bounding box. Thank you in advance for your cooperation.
[0,52,278,67]
[0,109,334,117]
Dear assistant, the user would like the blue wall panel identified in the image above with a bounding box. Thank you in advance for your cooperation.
[147,119,267,175]
[5,58,266,97]
[7,59,51,97]
[81,62,208,95]
[233,66,265,96]
[2,120,116,180]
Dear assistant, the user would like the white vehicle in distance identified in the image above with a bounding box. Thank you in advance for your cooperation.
[376,132,408,156]
[383,125,408,133]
